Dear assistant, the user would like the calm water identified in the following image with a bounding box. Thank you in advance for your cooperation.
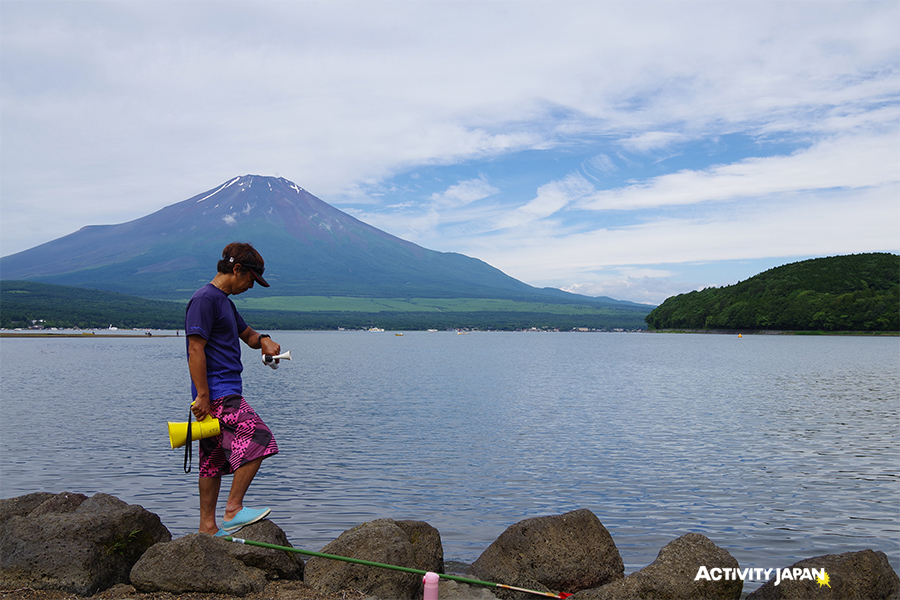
[1,331,898,591]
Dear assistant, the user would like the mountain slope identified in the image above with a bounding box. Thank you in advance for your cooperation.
[0,280,651,331]
[0,175,639,308]
[644,253,899,331]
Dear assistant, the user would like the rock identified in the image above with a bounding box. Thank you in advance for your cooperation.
[0,491,171,596]
[570,532,741,600]
[0,492,65,526]
[395,519,445,573]
[439,578,501,599]
[0,492,59,512]
[130,520,303,595]
[92,582,140,599]
[130,532,267,596]
[469,509,624,600]
[746,549,900,600]
[28,492,88,519]
[304,518,443,600]
[223,520,304,580]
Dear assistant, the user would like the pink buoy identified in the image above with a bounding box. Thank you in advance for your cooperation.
[423,571,439,600]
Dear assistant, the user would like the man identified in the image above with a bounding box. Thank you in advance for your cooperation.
[185,242,281,536]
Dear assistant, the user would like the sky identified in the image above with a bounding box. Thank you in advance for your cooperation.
[1,1,898,305]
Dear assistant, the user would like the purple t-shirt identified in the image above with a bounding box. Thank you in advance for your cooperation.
[185,283,249,401]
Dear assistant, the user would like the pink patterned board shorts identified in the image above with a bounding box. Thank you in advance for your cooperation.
[199,394,278,478]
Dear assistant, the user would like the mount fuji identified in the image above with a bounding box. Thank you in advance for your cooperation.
[0,175,638,308]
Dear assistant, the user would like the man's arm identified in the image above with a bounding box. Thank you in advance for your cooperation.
[187,334,212,420]
[240,326,281,356]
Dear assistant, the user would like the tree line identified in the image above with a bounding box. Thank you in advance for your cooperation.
[1,281,185,330]
[645,253,899,331]
[1,281,649,331]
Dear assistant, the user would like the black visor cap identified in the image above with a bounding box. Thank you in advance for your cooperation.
[241,263,269,287]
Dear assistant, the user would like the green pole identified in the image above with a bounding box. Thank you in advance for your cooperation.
[224,536,570,598]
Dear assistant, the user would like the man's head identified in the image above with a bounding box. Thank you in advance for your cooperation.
[217,242,270,287]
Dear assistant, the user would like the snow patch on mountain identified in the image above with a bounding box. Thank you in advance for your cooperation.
[196,177,239,203]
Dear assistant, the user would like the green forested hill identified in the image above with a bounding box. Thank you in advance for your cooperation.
[0,281,185,330]
[645,253,899,332]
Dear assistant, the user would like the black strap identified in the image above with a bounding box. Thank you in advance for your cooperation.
[183,405,193,474]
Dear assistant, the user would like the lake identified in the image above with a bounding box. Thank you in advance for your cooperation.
[1,330,897,592]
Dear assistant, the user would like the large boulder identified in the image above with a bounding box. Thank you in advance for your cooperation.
[0,491,171,596]
[571,532,742,600]
[130,533,267,596]
[746,549,900,600]
[304,518,444,600]
[0,492,56,527]
[469,509,624,599]
[130,520,302,595]
[220,519,304,580]
[396,519,445,574]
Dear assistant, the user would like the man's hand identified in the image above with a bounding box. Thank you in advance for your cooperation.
[260,336,281,358]
[191,396,211,421]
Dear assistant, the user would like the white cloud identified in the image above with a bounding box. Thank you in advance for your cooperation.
[1,0,897,305]
[562,266,682,305]
[578,131,899,211]
[496,174,594,230]
[584,154,618,175]
[562,277,683,306]
[619,132,685,153]
[429,178,499,209]
[456,183,899,298]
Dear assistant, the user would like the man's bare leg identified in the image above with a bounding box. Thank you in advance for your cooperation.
[223,457,264,523]
[198,475,221,534]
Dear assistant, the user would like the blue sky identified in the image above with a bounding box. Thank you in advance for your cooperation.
[1,1,897,304]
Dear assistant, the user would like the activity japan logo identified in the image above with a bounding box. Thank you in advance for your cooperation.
[695,565,831,587]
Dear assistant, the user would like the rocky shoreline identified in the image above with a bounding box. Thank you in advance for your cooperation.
[2,492,898,600]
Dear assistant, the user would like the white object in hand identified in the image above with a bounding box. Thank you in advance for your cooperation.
[262,350,291,369]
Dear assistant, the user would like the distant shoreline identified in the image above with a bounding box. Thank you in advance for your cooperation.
[649,329,899,336]
[2,329,897,338]
[0,332,180,338]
